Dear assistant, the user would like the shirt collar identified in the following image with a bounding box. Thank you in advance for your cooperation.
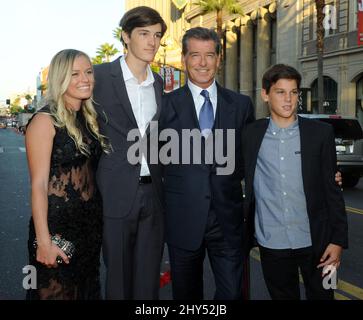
[269,116,299,133]
[187,79,217,101]
[120,55,155,85]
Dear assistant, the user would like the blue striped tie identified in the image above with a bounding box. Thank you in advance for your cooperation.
[199,89,214,137]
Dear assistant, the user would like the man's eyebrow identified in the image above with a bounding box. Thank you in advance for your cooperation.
[137,29,162,34]
[188,51,215,54]
[273,87,298,90]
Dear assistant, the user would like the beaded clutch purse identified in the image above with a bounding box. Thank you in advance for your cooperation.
[33,235,75,264]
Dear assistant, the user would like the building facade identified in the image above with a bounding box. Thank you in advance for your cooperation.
[300,0,363,125]
[125,0,363,122]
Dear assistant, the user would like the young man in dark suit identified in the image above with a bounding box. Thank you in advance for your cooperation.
[93,6,167,299]
[160,27,255,300]
[242,64,348,300]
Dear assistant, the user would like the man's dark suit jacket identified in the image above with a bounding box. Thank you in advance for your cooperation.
[242,116,348,259]
[160,83,255,251]
[93,57,164,218]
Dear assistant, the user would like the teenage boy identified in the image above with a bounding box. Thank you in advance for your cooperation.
[242,64,348,300]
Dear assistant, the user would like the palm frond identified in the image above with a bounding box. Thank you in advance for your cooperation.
[194,0,243,14]
[226,0,243,15]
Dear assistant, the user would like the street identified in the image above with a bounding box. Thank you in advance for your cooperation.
[0,128,362,300]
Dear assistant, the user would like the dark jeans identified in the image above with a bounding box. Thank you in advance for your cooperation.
[259,245,334,300]
[168,210,244,300]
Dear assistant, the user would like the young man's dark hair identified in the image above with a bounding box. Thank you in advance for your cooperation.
[262,64,302,93]
[182,27,221,55]
[119,6,167,48]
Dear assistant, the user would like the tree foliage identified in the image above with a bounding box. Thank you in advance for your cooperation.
[92,43,120,64]
[113,27,122,41]
[194,0,243,41]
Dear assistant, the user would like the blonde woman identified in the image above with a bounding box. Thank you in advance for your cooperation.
[25,49,109,300]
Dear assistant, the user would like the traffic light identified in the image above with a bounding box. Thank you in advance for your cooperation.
[6,99,10,105]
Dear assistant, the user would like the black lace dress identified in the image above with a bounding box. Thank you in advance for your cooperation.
[27,106,103,300]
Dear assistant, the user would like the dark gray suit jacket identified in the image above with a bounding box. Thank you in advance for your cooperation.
[93,56,164,218]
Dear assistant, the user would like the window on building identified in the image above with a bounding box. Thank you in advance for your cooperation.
[325,0,338,36]
[237,24,241,91]
[311,76,338,114]
[356,75,363,126]
[252,22,257,107]
[270,17,277,65]
[349,0,358,32]
[312,0,338,39]
[312,1,317,40]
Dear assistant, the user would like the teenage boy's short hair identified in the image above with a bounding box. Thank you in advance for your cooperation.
[119,6,167,48]
[262,64,302,94]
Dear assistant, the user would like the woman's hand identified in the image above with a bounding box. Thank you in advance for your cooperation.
[36,239,70,268]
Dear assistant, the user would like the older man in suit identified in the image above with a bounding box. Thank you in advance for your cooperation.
[93,6,167,300]
[160,27,255,300]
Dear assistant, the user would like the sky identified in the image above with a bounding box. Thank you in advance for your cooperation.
[0,0,125,101]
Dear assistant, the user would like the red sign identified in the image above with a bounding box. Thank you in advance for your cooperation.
[359,0,363,45]
[164,67,174,92]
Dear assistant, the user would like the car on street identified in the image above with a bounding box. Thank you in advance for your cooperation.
[299,114,363,187]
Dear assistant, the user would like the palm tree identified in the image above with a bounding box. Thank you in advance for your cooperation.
[315,0,325,114]
[96,43,120,63]
[194,0,243,55]
[194,0,243,83]
[92,55,104,65]
[113,27,122,42]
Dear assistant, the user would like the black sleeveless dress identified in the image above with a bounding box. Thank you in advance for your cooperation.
[27,106,103,300]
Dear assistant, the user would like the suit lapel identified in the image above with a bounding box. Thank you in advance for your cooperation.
[110,58,138,127]
[214,83,235,131]
[298,116,310,199]
[151,73,162,122]
[111,59,163,138]
[173,85,200,130]
[145,73,163,136]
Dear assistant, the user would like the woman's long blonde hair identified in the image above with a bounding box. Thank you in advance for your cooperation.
[44,49,110,155]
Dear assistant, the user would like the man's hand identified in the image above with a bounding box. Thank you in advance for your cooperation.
[317,243,342,275]
[335,171,342,187]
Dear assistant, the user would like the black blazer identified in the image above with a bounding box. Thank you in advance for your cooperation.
[160,83,255,251]
[93,57,164,218]
[242,116,348,258]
